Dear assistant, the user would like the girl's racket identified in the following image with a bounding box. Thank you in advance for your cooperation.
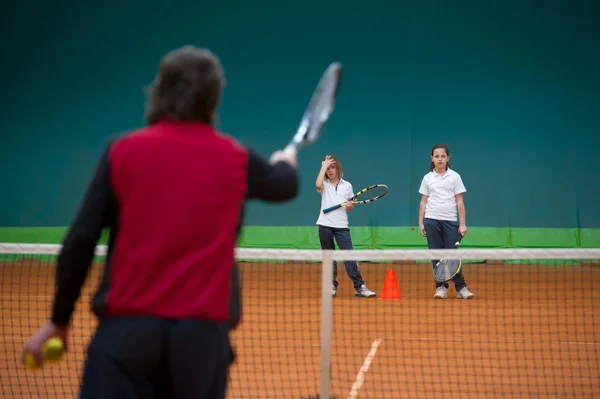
[433,236,463,283]
[322,184,388,214]
[283,62,342,157]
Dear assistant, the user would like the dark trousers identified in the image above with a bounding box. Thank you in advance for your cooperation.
[423,218,467,291]
[79,317,232,399]
[318,225,365,289]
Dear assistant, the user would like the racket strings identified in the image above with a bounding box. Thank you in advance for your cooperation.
[354,185,389,204]
[285,62,341,153]
[309,79,338,133]
[434,259,461,282]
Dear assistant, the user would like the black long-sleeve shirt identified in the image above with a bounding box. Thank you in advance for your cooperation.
[51,119,298,326]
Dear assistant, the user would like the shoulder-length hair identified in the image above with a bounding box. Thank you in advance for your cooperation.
[144,45,226,126]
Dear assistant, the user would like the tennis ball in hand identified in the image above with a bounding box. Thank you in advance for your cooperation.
[25,337,64,369]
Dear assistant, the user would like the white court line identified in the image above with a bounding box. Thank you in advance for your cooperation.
[413,337,599,346]
[347,338,381,399]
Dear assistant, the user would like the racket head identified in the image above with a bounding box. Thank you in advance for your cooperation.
[433,236,464,282]
[285,62,342,154]
[323,184,388,214]
[353,184,389,204]
[433,259,462,283]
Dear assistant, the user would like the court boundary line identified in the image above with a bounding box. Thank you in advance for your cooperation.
[413,337,599,346]
[347,338,381,399]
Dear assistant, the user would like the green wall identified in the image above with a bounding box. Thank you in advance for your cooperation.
[1,0,599,248]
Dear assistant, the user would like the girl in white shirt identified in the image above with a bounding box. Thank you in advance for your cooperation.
[316,155,376,298]
[418,144,474,300]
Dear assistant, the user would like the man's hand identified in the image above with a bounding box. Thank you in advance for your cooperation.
[21,322,69,367]
[269,149,297,168]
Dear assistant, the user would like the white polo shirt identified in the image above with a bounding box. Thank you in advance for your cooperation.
[316,178,354,228]
[418,168,466,221]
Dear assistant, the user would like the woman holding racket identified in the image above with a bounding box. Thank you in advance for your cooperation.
[316,154,376,298]
[418,144,474,299]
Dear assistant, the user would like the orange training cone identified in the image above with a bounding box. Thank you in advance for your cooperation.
[380,269,401,300]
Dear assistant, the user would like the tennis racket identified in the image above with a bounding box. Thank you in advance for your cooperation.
[283,62,342,157]
[322,184,388,214]
[433,236,464,283]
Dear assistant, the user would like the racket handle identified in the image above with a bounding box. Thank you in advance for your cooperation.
[455,235,464,247]
[322,204,342,214]
[283,145,298,158]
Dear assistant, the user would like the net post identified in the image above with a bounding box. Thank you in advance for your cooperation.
[320,249,333,399]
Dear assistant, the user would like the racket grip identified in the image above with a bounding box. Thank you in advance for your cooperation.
[322,204,342,214]
[455,235,463,247]
[283,145,298,158]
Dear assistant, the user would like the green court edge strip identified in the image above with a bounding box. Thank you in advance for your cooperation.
[0,226,598,249]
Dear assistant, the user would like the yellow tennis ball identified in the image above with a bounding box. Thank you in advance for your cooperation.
[25,337,64,369]
[43,337,64,360]
[24,353,39,369]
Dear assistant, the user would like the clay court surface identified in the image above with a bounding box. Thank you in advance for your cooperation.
[1,259,599,398]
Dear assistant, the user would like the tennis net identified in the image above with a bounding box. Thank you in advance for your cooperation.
[1,243,599,398]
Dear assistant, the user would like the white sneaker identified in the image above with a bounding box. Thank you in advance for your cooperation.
[332,284,337,297]
[355,285,376,298]
[457,287,474,299]
[434,286,447,299]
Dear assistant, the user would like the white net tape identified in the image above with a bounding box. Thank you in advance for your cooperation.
[1,243,599,261]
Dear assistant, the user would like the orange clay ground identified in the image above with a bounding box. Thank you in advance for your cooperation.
[1,259,599,398]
